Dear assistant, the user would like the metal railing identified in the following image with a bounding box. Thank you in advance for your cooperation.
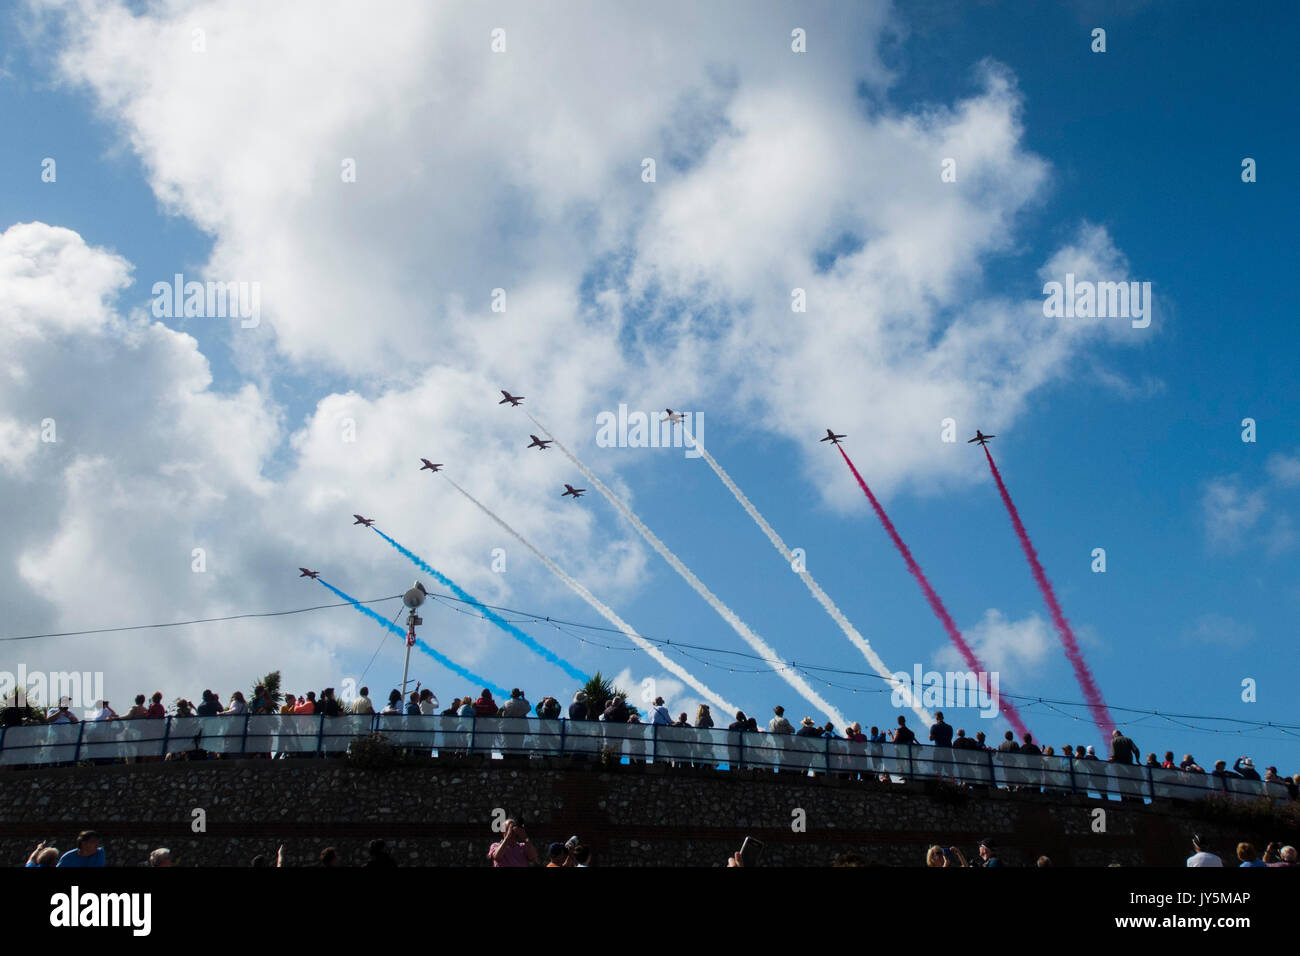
[0,714,1290,805]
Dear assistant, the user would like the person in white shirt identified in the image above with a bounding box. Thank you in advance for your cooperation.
[418,688,438,715]
[90,700,119,721]
[46,698,79,724]
[650,696,672,725]
[1186,834,1223,867]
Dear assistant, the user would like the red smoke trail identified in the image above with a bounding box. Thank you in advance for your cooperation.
[837,445,1029,738]
[981,445,1115,740]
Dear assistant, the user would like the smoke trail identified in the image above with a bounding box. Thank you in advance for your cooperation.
[316,576,507,697]
[836,445,1029,738]
[369,526,591,685]
[981,445,1115,739]
[439,474,739,714]
[682,426,932,726]
[527,411,847,727]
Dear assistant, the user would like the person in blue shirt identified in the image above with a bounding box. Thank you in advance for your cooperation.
[1237,843,1268,867]
[56,831,105,868]
[24,841,59,867]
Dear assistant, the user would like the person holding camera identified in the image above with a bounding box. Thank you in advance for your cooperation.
[488,818,538,867]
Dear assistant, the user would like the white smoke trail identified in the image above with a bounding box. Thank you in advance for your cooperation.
[526,412,847,727]
[681,424,932,727]
[440,473,738,715]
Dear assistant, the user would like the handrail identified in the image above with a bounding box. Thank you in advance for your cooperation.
[0,714,1290,807]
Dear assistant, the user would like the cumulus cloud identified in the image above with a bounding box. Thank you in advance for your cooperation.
[933,608,1053,686]
[5,0,1156,713]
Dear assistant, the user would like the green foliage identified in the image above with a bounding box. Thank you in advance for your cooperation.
[581,670,640,719]
[253,670,283,710]
[346,733,413,771]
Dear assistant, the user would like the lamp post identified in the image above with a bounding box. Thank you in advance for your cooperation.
[401,582,427,702]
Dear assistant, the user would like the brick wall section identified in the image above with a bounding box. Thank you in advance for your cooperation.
[0,757,1279,866]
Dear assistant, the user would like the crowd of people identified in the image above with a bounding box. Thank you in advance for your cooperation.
[20,828,1299,868]
[4,684,1297,801]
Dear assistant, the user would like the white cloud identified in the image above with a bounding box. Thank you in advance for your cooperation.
[933,608,1052,686]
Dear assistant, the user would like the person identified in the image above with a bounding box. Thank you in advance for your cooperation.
[364,839,398,868]
[545,843,571,868]
[405,691,421,716]
[149,848,174,867]
[769,706,793,735]
[569,691,589,721]
[1180,754,1205,773]
[674,713,690,727]
[869,726,887,744]
[25,841,59,867]
[319,847,341,867]
[488,819,538,867]
[996,730,1019,754]
[501,688,531,718]
[925,845,967,867]
[147,692,166,719]
[1186,834,1222,867]
[90,700,119,721]
[57,831,105,868]
[418,688,438,716]
[891,715,917,745]
[1144,753,1159,768]
[1236,842,1266,867]
[727,710,748,732]
[929,712,953,747]
[457,697,475,718]
[1036,856,1052,867]
[796,716,822,738]
[1083,746,1099,760]
[295,692,317,715]
[47,698,79,724]
[977,840,1001,868]
[442,697,462,716]
[1062,744,1074,759]
[974,731,990,750]
[537,696,562,719]
[1161,751,1176,770]
[1233,756,1260,781]
[221,691,248,716]
[650,696,672,725]
[473,689,498,717]
[603,696,628,723]
[351,687,374,715]
[196,690,220,717]
[1108,728,1138,764]
[174,698,195,718]
[572,844,593,867]
[280,694,297,715]
[1019,733,1041,756]
[845,722,867,743]
[381,690,402,715]
[318,688,342,718]
[694,704,713,729]
[124,694,149,719]
[1268,846,1298,868]
[1211,760,1239,783]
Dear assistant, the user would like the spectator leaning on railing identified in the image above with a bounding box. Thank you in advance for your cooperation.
[769,706,793,734]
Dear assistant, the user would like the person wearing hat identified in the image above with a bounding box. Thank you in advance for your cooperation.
[569,691,589,721]
[795,716,821,738]
[1232,756,1260,781]
[977,839,1001,867]
[1186,834,1223,867]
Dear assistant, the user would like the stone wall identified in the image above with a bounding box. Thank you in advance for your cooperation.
[0,756,1288,866]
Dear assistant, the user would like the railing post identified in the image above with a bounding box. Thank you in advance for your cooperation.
[737,729,744,772]
[1144,763,1154,803]
[824,734,831,777]
[240,712,251,757]
[160,715,171,759]
[986,747,996,789]
[559,717,566,757]
[1068,755,1078,796]
[72,719,86,765]
[470,715,477,756]
[651,721,657,765]
[315,713,325,757]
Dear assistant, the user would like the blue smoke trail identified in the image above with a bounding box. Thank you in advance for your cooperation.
[317,577,507,698]
[370,527,591,684]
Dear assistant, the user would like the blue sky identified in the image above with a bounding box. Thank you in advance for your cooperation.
[1,0,1296,774]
